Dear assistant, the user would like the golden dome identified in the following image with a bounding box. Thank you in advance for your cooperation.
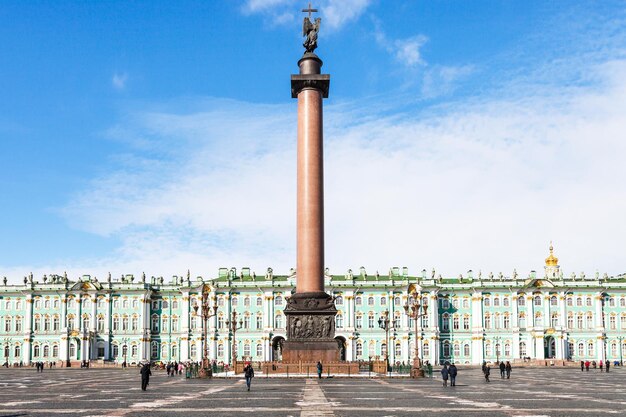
[545,242,559,267]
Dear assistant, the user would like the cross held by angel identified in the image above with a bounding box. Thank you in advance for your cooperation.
[302,3,321,53]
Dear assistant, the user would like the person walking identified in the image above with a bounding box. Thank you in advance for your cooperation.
[316,361,323,379]
[448,363,458,387]
[599,360,603,371]
[499,361,506,379]
[580,360,584,372]
[585,360,590,371]
[484,365,490,382]
[481,361,487,375]
[440,364,449,387]
[505,361,512,379]
[244,362,255,391]
[140,363,151,391]
[606,361,610,373]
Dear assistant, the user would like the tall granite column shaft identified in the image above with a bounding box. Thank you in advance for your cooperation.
[292,54,329,295]
[282,52,338,363]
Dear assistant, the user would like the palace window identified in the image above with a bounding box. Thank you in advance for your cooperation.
[4,317,11,332]
[611,342,618,357]
[550,296,558,306]
[16,300,22,309]
[484,315,491,329]
[534,314,543,327]
[15,317,22,332]
[567,297,573,306]
[423,342,429,357]
[551,314,559,328]
[380,296,386,306]
[355,296,362,306]
[172,300,178,309]
[98,316,105,331]
[586,314,593,329]
[381,343,387,356]
[620,297,626,307]
[4,300,10,310]
[113,299,120,309]
[503,297,510,307]
[275,296,283,306]
[44,299,50,309]
[82,316,90,330]
[218,297,225,307]
[422,314,429,329]
[452,315,460,330]
[393,314,401,328]
[151,343,158,359]
[161,300,168,309]
[151,316,159,332]
[131,345,138,357]
[367,297,374,306]
[493,297,500,307]
[494,313,501,329]
[567,314,574,329]
[577,314,583,329]
[132,299,138,309]
[503,314,510,329]
[171,345,178,358]
[132,317,139,331]
[443,342,451,357]
[160,344,167,359]
[336,315,343,329]
[122,317,129,331]
[576,297,582,307]
[243,316,250,330]
[484,297,491,307]
[586,297,592,306]
[504,343,511,356]
[256,315,263,330]
[172,317,179,332]
[442,314,450,331]
[69,343,76,357]
[534,296,542,306]
[161,317,168,332]
[518,314,526,328]
[53,316,60,331]
[257,297,263,306]
[216,344,224,357]
[190,343,197,359]
[356,342,363,357]
[452,298,459,309]
[368,315,375,329]
[462,298,469,309]
[34,345,40,357]
[33,318,41,332]
[394,296,401,306]
[453,343,460,357]
[35,299,41,309]
[519,342,527,357]
[485,343,492,357]
[464,344,470,356]
[355,315,362,329]
[588,342,595,357]
[256,343,263,357]
[395,343,401,357]
[463,316,470,330]
[274,315,283,329]
[518,296,525,306]
[244,297,250,307]
[578,342,584,357]
[609,315,616,330]
[621,315,626,329]
[218,315,225,329]
[15,345,21,358]
[442,299,450,309]
[98,298,106,309]
[68,316,76,330]
[335,296,343,305]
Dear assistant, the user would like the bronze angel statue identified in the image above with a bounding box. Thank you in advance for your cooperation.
[303,16,321,53]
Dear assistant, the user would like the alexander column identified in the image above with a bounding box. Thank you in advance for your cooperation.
[282,4,339,362]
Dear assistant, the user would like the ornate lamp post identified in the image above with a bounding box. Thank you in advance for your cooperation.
[225,311,243,372]
[495,335,501,364]
[404,286,428,378]
[618,336,624,366]
[378,311,391,375]
[193,285,218,378]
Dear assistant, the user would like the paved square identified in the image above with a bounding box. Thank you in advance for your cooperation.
[0,367,624,416]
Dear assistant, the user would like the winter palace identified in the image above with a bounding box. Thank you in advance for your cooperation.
[1,245,625,367]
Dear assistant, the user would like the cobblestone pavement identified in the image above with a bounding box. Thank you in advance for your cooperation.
[0,367,624,416]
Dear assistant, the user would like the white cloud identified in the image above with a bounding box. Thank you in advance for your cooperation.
[112,72,128,90]
[27,57,624,283]
[241,0,371,31]
[374,19,428,68]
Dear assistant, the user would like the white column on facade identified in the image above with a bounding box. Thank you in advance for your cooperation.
[511,292,520,359]
[594,292,604,330]
[60,294,67,328]
[470,291,484,365]
[534,334,545,360]
[142,294,151,361]
[559,291,567,328]
[23,294,34,365]
[180,290,191,362]
[543,292,550,329]
[346,292,354,329]
[526,294,534,330]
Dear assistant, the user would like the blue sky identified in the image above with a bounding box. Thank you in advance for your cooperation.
[1,1,626,282]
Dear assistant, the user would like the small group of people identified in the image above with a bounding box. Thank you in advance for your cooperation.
[34,361,46,372]
[439,363,458,386]
[166,361,184,376]
[581,360,610,372]
[499,361,512,379]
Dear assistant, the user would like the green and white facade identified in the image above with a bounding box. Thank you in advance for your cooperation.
[1,246,625,366]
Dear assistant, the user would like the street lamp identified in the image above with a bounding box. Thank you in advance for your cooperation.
[192,285,218,377]
[225,311,243,372]
[618,336,624,366]
[404,287,428,378]
[378,311,391,375]
[121,337,129,368]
